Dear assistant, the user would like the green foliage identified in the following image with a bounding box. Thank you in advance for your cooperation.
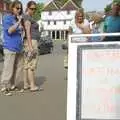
[104,0,120,13]
[33,3,44,21]
[113,0,120,4]
[104,3,112,12]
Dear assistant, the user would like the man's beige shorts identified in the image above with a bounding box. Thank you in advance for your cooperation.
[24,40,39,70]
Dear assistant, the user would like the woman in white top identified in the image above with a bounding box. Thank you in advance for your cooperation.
[64,9,91,69]
[69,9,91,42]
[69,9,91,34]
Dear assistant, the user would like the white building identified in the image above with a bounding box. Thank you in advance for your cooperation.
[39,0,81,40]
[0,0,9,24]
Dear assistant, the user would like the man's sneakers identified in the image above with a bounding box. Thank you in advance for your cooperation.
[1,87,6,92]
[4,89,12,96]
[1,87,12,96]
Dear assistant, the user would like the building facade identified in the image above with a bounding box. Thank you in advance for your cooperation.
[0,0,9,24]
[39,0,80,40]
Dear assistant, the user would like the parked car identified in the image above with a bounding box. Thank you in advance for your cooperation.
[61,40,68,50]
[38,35,53,55]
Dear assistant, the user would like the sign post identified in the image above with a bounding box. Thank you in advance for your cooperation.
[67,33,120,120]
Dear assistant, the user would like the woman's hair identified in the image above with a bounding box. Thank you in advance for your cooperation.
[91,14,103,23]
[26,1,37,11]
[9,1,23,15]
[75,8,84,19]
[77,8,84,13]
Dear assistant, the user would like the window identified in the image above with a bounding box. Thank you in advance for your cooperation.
[54,21,56,25]
[67,10,70,14]
[48,11,52,15]
[64,20,66,24]
[48,21,50,25]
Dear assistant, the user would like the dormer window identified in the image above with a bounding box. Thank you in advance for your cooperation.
[64,20,66,24]
[49,11,52,15]
[54,21,56,25]
[67,10,70,14]
[48,21,50,25]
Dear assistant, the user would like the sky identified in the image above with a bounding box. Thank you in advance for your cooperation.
[20,0,113,12]
[82,0,113,12]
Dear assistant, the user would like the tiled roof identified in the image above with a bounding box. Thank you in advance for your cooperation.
[43,1,59,11]
[43,0,81,11]
[61,0,80,10]
[54,0,68,9]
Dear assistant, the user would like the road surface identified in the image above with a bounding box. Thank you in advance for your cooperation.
[0,40,67,120]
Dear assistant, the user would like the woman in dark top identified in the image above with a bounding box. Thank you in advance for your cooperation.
[23,1,40,91]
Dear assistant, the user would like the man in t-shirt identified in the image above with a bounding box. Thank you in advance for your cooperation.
[103,2,120,41]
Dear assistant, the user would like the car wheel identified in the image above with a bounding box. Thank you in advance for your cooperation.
[48,50,51,54]
[46,47,51,54]
[62,45,65,49]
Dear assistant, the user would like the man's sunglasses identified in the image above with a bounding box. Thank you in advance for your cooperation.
[29,7,36,11]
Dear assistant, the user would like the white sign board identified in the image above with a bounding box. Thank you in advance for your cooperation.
[67,33,120,120]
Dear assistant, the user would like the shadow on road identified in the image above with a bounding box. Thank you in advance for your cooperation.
[0,71,2,75]
[16,76,47,89]
[0,69,47,89]
[36,76,47,87]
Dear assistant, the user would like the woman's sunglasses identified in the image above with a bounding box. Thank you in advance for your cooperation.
[29,7,36,11]
[16,7,21,10]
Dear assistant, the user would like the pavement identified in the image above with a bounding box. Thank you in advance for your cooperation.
[0,40,67,120]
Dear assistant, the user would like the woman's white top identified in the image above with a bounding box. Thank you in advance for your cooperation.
[70,19,90,34]
[69,19,90,42]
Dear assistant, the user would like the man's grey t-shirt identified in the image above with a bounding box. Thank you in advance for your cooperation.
[23,14,40,41]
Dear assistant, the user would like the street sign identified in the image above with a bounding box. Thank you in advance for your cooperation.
[67,33,120,120]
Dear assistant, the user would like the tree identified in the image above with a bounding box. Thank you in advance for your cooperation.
[104,3,112,13]
[113,0,120,4]
[33,3,44,21]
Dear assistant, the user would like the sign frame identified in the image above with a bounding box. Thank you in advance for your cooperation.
[67,33,120,120]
